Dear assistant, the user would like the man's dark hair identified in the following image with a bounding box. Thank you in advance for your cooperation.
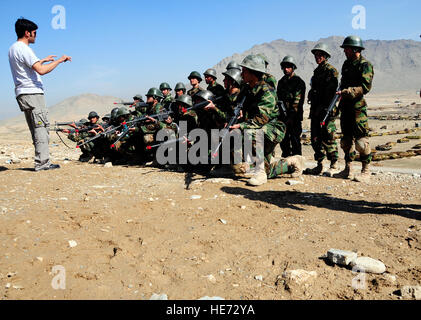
[15,18,38,38]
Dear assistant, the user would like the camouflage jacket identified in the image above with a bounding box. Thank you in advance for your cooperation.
[207,81,225,98]
[308,61,339,119]
[277,74,306,121]
[175,106,199,133]
[132,101,148,118]
[162,94,175,111]
[339,55,374,110]
[263,73,277,90]
[139,102,167,134]
[215,90,240,126]
[239,80,284,143]
[187,86,204,97]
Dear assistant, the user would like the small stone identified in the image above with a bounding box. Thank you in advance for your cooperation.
[100,229,110,233]
[59,197,68,201]
[350,256,386,274]
[104,162,113,168]
[68,240,78,248]
[399,286,421,300]
[12,285,24,290]
[255,275,263,281]
[149,293,168,300]
[190,195,202,200]
[240,206,246,210]
[219,219,227,225]
[5,283,11,289]
[282,269,317,285]
[327,249,358,266]
[205,274,217,283]
[286,180,304,186]
[36,257,43,262]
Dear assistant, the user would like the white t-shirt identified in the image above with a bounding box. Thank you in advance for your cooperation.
[8,41,44,97]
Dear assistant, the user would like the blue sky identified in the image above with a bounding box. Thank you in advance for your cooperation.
[0,0,420,119]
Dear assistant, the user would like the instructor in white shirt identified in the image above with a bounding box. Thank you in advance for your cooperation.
[8,18,71,171]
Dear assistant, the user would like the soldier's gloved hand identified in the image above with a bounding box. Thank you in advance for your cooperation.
[341,87,364,99]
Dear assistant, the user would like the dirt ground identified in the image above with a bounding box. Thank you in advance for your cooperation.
[0,100,420,300]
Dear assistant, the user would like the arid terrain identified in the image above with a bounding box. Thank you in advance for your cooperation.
[0,92,420,300]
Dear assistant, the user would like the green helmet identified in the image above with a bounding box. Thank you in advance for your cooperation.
[222,68,243,86]
[146,87,164,99]
[79,118,89,124]
[311,43,331,58]
[175,82,186,91]
[159,82,172,91]
[256,53,269,67]
[110,107,119,120]
[175,94,193,108]
[280,56,297,70]
[239,54,266,74]
[117,107,130,117]
[102,114,111,120]
[88,111,99,119]
[133,94,143,100]
[188,71,202,82]
[340,35,365,50]
[195,90,214,102]
[226,61,241,71]
[203,68,217,79]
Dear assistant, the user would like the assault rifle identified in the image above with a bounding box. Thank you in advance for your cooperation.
[278,100,288,120]
[210,96,246,159]
[145,96,223,150]
[75,123,115,148]
[320,82,341,127]
[54,121,88,127]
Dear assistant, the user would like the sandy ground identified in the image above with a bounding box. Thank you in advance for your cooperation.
[0,95,420,300]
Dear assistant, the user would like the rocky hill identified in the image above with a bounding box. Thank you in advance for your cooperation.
[213,36,421,93]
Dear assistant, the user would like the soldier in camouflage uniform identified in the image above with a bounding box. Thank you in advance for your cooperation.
[174,82,187,98]
[333,36,374,183]
[203,68,225,97]
[277,56,306,158]
[159,82,175,111]
[229,54,304,186]
[187,71,204,97]
[304,43,340,176]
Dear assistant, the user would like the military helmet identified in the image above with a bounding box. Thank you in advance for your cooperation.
[117,107,130,117]
[110,107,119,119]
[239,54,266,74]
[194,90,215,102]
[175,94,193,108]
[203,68,217,79]
[146,87,164,99]
[175,82,186,91]
[280,56,297,70]
[226,61,241,71]
[340,35,365,50]
[311,43,331,58]
[256,53,269,67]
[222,68,243,86]
[79,118,89,124]
[188,71,202,82]
[88,111,99,119]
[159,82,172,91]
[133,94,143,100]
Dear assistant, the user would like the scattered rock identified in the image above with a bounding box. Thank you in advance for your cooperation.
[219,219,227,225]
[254,275,263,281]
[190,195,202,200]
[36,257,43,262]
[399,286,421,300]
[286,180,304,186]
[68,240,78,248]
[5,283,11,289]
[240,206,246,210]
[150,293,168,300]
[205,274,217,283]
[104,162,113,168]
[350,257,386,274]
[327,249,358,266]
[281,269,317,285]
[208,178,231,184]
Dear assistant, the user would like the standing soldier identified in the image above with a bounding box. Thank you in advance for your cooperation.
[277,56,306,158]
[333,36,374,183]
[159,82,174,110]
[203,68,225,97]
[187,71,204,97]
[304,43,340,176]
[174,82,187,98]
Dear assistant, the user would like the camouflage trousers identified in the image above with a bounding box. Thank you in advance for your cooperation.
[339,102,372,164]
[310,117,338,162]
